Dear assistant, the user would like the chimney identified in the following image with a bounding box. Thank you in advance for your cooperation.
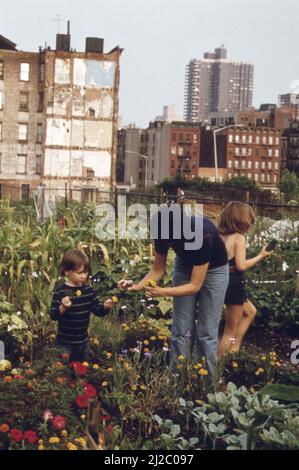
[56,21,71,51]
[85,37,104,53]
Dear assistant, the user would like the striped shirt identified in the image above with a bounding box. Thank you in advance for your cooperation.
[50,283,107,346]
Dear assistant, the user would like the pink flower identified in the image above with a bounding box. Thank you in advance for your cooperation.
[10,429,23,443]
[43,409,54,422]
[24,430,38,444]
[52,415,66,430]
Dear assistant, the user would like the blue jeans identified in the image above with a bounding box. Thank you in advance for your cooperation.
[55,340,89,363]
[171,257,229,380]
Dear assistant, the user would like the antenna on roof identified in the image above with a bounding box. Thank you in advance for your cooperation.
[53,14,61,33]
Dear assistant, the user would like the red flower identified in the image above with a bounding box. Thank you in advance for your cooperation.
[24,430,38,444]
[105,423,113,434]
[99,415,110,422]
[61,353,70,360]
[76,394,89,408]
[70,362,87,376]
[10,429,23,443]
[83,384,97,398]
[52,415,66,430]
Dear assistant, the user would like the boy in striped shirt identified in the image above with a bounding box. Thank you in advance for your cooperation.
[50,249,113,362]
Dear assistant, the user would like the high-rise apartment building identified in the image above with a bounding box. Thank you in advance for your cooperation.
[184,46,254,123]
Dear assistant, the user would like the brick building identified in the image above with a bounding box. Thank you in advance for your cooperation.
[222,127,282,190]
[168,122,201,179]
[0,30,122,202]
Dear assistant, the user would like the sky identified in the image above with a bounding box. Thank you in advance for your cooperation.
[1,0,298,127]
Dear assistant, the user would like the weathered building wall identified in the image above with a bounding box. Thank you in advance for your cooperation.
[0,50,44,199]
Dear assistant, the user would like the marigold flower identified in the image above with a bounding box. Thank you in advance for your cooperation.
[66,442,78,450]
[106,352,112,359]
[93,338,100,346]
[49,437,60,444]
[107,367,114,372]
[92,364,100,370]
[54,362,63,369]
[61,430,68,438]
[261,356,267,361]
[38,439,44,445]
[199,368,209,376]
[4,376,13,383]
[0,424,9,433]
[232,361,238,368]
[131,385,137,391]
[38,445,45,450]
[178,355,185,362]
[101,381,108,387]
[112,296,118,304]
[150,336,157,341]
[144,348,150,353]
[82,362,89,367]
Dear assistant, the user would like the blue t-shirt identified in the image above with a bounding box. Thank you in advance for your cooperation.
[154,215,227,269]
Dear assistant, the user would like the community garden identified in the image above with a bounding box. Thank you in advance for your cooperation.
[0,199,298,451]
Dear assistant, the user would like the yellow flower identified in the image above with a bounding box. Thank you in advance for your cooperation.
[143,340,149,345]
[101,381,108,387]
[61,430,68,438]
[80,415,86,420]
[82,362,89,367]
[76,290,82,297]
[261,356,267,361]
[163,343,169,348]
[38,445,46,450]
[107,367,113,372]
[195,399,204,405]
[38,439,44,445]
[75,438,87,447]
[112,296,118,303]
[66,442,78,451]
[140,384,147,390]
[106,352,112,359]
[145,279,156,287]
[93,364,100,370]
[178,355,185,362]
[270,361,276,366]
[49,437,60,444]
[131,385,137,391]
[144,348,150,353]
[150,336,157,341]
[255,367,264,376]
[199,368,209,376]
[275,362,281,367]
[177,364,183,370]
[93,338,100,346]
[232,361,238,368]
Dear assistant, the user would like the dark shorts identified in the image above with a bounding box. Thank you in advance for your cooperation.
[224,272,247,305]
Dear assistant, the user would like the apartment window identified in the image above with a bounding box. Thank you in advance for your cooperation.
[0,91,3,110]
[17,155,27,174]
[267,174,271,183]
[36,155,42,175]
[248,148,252,156]
[254,173,259,181]
[228,160,232,168]
[275,137,280,145]
[20,62,30,81]
[18,124,28,141]
[39,63,45,81]
[152,160,154,169]
[261,161,266,170]
[38,92,44,112]
[269,136,273,145]
[268,161,272,170]
[228,172,232,179]
[171,145,176,155]
[262,136,267,145]
[275,162,279,170]
[37,124,43,144]
[0,60,3,80]
[88,108,95,118]
[274,174,278,183]
[242,147,246,156]
[171,160,175,169]
[268,149,273,157]
[235,135,240,143]
[256,149,259,157]
[248,173,252,179]
[255,161,259,169]
[248,135,253,144]
[275,149,279,157]
[235,147,240,156]
[193,133,197,143]
[256,136,260,144]
[248,161,252,169]
[20,92,29,111]
[242,135,246,144]
[261,174,265,182]
[241,160,246,169]
[234,161,239,169]
[178,146,183,156]
[228,134,233,143]
[21,184,30,202]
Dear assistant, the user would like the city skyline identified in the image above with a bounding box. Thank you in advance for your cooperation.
[0,0,298,127]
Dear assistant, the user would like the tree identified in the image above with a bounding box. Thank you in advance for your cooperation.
[279,170,299,202]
